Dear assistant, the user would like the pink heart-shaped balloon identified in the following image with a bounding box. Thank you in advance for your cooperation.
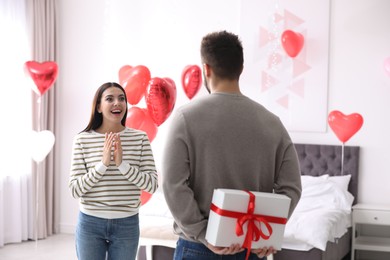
[25,61,58,96]
[281,30,304,58]
[328,110,363,143]
[121,65,151,105]
[126,106,158,142]
[181,65,202,99]
[145,77,176,126]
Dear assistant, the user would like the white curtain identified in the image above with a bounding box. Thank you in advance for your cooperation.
[0,0,33,247]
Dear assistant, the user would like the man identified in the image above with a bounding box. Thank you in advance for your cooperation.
[162,30,302,260]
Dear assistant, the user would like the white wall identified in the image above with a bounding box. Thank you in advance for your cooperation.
[57,0,390,233]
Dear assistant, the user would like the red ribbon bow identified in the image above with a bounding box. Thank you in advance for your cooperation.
[210,191,287,260]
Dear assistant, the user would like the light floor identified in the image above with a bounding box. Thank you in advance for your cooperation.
[0,234,76,260]
[0,234,274,260]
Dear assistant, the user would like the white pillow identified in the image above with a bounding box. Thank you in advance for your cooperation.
[328,175,351,191]
[301,174,329,188]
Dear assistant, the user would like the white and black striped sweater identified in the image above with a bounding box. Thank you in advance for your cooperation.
[69,127,158,219]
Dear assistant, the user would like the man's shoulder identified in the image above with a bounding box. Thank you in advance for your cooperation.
[177,95,210,112]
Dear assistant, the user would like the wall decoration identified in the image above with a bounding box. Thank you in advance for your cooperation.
[239,0,330,132]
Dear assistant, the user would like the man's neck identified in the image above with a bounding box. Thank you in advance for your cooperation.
[211,79,241,94]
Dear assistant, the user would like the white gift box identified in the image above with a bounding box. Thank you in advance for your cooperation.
[205,189,291,250]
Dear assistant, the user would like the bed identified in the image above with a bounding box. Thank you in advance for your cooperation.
[137,143,360,260]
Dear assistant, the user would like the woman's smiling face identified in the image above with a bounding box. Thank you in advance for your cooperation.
[98,86,127,124]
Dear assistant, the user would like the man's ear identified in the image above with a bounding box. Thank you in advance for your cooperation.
[203,63,211,77]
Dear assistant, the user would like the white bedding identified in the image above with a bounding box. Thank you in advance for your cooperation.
[139,175,354,252]
[282,175,354,251]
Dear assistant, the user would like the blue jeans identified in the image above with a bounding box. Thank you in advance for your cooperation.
[174,238,266,260]
[76,212,139,260]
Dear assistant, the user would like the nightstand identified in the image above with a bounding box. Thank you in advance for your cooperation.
[351,203,390,260]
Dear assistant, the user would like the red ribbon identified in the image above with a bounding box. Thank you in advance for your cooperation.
[210,191,287,260]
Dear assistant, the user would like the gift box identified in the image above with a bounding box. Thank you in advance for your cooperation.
[205,189,291,251]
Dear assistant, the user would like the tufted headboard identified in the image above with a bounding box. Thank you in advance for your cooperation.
[294,143,360,204]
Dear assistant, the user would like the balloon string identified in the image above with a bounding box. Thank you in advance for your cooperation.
[35,162,40,247]
[341,143,345,175]
[37,96,41,131]
[35,95,41,247]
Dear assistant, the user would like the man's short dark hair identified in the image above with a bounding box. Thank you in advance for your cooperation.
[200,30,244,80]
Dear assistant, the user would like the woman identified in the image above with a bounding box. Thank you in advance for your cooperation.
[69,82,158,260]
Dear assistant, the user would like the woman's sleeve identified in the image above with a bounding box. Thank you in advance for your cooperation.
[68,135,107,199]
[117,134,159,194]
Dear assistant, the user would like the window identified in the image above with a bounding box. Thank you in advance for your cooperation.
[0,0,32,177]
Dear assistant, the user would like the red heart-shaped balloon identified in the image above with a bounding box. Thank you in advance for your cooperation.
[181,65,202,99]
[163,77,177,113]
[126,106,158,142]
[121,65,151,105]
[118,65,133,86]
[25,61,58,96]
[281,30,304,58]
[140,191,152,205]
[145,77,176,126]
[328,110,363,143]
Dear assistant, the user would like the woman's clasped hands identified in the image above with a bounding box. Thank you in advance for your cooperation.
[102,132,122,167]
